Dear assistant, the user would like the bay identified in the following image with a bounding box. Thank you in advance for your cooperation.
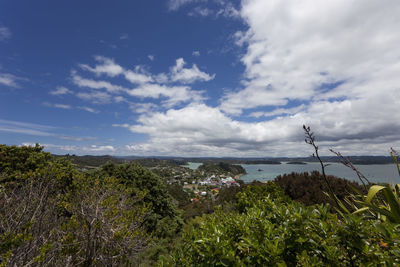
[186,162,400,184]
[240,162,399,184]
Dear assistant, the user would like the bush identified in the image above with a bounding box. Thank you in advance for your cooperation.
[94,162,182,238]
[162,183,400,266]
[0,145,178,265]
[274,171,364,208]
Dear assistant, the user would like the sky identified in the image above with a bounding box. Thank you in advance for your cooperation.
[1,0,400,157]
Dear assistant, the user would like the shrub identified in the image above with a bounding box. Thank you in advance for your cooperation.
[274,171,364,207]
[162,184,400,266]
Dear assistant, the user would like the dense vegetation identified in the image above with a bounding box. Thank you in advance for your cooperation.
[275,171,365,207]
[162,183,400,266]
[0,144,180,266]
[1,143,399,266]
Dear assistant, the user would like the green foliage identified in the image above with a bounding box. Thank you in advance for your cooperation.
[163,184,400,266]
[0,144,178,265]
[347,152,400,223]
[275,171,364,208]
[0,143,52,183]
[167,183,191,208]
[95,162,182,238]
[235,181,291,213]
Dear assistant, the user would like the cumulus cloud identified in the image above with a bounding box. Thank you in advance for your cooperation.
[148,55,155,61]
[79,56,153,84]
[127,83,205,107]
[117,104,303,156]
[192,51,200,57]
[72,71,126,93]
[71,56,212,108]
[115,102,400,157]
[124,69,153,84]
[221,0,400,115]
[154,0,398,156]
[170,58,215,84]
[79,56,124,77]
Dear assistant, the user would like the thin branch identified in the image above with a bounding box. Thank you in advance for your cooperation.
[329,149,370,191]
[303,125,339,207]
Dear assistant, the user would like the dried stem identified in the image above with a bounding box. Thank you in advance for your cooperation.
[329,149,370,191]
[303,125,338,207]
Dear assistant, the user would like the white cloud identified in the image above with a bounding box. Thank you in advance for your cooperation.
[124,69,153,84]
[115,101,400,156]
[221,0,400,115]
[118,104,302,156]
[0,26,11,41]
[72,71,126,93]
[128,103,158,114]
[127,83,205,107]
[71,56,212,108]
[0,73,19,87]
[192,50,200,56]
[170,58,215,84]
[79,56,153,84]
[49,86,72,95]
[79,56,124,77]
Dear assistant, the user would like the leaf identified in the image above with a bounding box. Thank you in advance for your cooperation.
[352,207,369,215]
[366,185,385,203]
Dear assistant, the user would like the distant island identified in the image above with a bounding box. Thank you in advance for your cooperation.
[286,161,307,165]
[198,162,246,176]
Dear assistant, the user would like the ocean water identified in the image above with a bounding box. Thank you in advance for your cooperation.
[186,162,400,184]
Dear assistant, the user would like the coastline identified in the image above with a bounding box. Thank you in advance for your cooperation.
[234,173,245,180]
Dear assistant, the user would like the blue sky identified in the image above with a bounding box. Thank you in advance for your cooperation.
[1,0,400,157]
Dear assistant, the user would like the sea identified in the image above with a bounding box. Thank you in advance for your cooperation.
[185,162,400,184]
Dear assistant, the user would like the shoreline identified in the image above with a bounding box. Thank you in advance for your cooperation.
[234,173,245,180]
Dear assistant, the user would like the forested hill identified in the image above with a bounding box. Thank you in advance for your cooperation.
[55,154,187,169]
[198,162,246,176]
